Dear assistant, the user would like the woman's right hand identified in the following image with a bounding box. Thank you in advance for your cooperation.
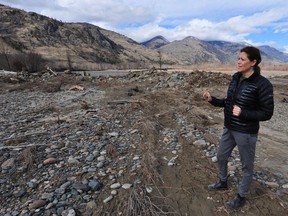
[203,92,212,102]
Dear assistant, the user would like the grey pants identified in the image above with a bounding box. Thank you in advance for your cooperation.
[217,127,258,197]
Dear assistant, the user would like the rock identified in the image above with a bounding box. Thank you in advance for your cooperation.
[88,179,102,191]
[111,190,117,195]
[27,180,38,189]
[55,187,66,195]
[168,155,178,166]
[72,183,90,191]
[133,156,140,160]
[1,158,15,170]
[43,158,57,165]
[60,181,71,189]
[145,186,153,193]
[96,161,104,168]
[86,200,97,209]
[122,183,132,189]
[211,156,217,162]
[86,155,95,162]
[108,132,119,137]
[265,181,280,189]
[103,195,113,203]
[68,157,80,164]
[45,202,54,209]
[110,183,121,189]
[228,164,236,172]
[97,155,105,161]
[193,139,206,146]
[61,208,76,216]
[28,200,46,210]
[41,192,54,200]
[13,189,26,198]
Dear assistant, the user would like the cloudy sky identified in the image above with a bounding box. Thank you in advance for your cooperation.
[1,0,288,52]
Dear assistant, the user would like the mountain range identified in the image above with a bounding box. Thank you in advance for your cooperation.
[142,36,288,65]
[1,4,287,71]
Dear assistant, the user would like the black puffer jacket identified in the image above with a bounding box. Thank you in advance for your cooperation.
[210,71,274,134]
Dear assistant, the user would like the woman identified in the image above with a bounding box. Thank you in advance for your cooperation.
[203,46,274,209]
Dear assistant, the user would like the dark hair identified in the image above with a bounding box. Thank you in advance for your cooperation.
[240,46,262,73]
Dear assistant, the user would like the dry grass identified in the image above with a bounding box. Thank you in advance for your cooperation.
[7,147,36,181]
[134,117,164,183]
[20,147,36,171]
[124,186,179,216]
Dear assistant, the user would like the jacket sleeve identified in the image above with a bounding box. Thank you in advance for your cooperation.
[240,80,274,121]
[210,96,226,107]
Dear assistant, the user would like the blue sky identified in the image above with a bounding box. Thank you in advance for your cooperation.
[1,0,288,53]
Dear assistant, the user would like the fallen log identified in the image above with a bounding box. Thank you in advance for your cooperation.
[0,143,47,150]
[107,100,141,105]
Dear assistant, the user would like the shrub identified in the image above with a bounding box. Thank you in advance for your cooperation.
[11,51,46,72]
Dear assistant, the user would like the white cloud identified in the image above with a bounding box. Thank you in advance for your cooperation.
[283,46,288,54]
[119,7,288,46]
[52,0,157,25]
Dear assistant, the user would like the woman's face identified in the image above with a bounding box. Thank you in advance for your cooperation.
[237,52,256,73]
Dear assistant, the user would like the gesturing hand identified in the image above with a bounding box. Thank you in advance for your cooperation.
[203,92,212,102]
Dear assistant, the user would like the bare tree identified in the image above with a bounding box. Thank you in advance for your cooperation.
[0,39,11,70]
[157,50,162,69]
[66,49,73,71]
[25,51,46,72]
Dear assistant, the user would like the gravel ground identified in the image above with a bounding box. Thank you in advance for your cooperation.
[0,69,287,216]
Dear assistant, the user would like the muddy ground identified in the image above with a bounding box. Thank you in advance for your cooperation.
[0,68,288,216]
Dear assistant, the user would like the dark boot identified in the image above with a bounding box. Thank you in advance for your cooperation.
[225,194,246,209]
[208,180,228,191]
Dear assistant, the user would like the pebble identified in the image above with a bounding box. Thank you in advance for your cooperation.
[28,200,46,210]
[43,158,57,165]
[211,156,217,162]
[88,179,102,191]
[97,155,105,161]
[110,183,121,189]
[145,186,153,193]
[86,201,97,209]
[68,157,80,164]
[96,161,104,168]
[103,195,113,203]
[111,190,117,195]
[27,179,38,189]
[193,139,206,146]
[265,181,280,189]
[72,183,90,191]
[122,183,132,189]
[1,158,15,170]
[61,209,76,216]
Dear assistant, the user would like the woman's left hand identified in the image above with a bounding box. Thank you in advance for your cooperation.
[233,105,242,116]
